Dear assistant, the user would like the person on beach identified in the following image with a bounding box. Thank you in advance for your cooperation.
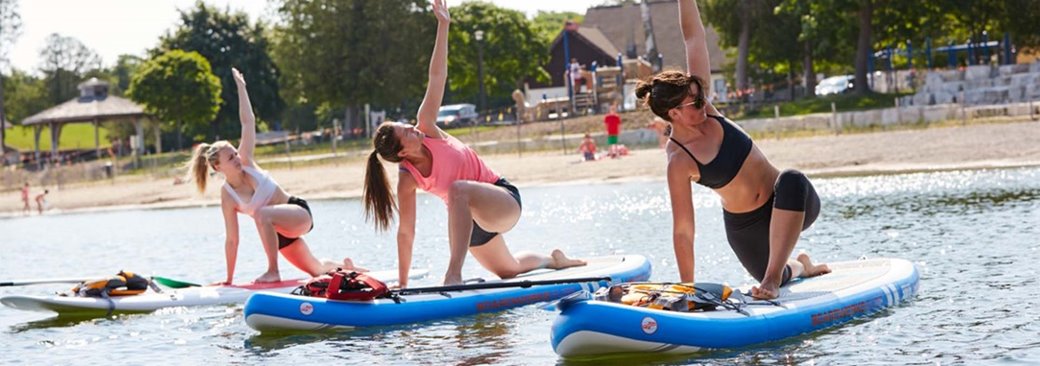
[186,67,363,284]
[604,104,622,158]
[33,189,48,215]
[21,182,30,215]
[634,0,830,299]
[363,0,585,287]
[578,133,598,161]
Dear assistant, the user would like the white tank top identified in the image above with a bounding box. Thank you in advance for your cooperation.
[223,166,278,217]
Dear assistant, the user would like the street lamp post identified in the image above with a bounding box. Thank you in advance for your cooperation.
[475,30,486,122]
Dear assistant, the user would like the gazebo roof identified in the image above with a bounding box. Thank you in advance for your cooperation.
[21,78,148,126]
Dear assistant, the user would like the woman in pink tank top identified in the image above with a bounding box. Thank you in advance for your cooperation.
[362,0,584,287]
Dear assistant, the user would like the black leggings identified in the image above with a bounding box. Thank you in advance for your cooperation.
[469,178,522,247]
[722,170,820,286]
[277,196,313,249]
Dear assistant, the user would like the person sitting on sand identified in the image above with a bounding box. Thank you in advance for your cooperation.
[185,67,364,284]
[363,0,585,287]
[634,0,830,300]
[578,133,597,161]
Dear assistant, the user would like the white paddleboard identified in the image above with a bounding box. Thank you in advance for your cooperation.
[0,269,427,316]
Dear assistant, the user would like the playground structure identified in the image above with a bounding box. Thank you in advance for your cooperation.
[517,57,654,123]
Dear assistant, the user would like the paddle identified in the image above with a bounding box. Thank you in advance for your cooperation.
[149,268,430,290]
[0,276,202,289]
[393,276,612,296]
[0,277,103,287]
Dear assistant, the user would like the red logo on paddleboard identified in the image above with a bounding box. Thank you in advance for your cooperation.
[299,302,314,316]
[641,317,658,334]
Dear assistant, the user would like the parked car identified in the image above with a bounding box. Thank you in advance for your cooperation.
[815,75,854,96]
[436,104,479,127]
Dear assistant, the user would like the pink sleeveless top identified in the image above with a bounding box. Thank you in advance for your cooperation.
[401,135,500,203]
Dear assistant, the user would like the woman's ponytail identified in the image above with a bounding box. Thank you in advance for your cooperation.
[189,143,212,194]
[363,150,396,231]
[183,140,232,194]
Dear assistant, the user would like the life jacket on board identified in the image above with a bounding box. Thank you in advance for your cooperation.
[293,269,390,301]
[594,282,736,312]
[67,271,158,298]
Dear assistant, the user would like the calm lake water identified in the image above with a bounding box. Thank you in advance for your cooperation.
[2,167,1039,365]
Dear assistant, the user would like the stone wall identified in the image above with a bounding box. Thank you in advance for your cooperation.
[905,62,1040,106]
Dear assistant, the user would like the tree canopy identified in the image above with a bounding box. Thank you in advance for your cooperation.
[127,50,222,149]
[446,2,550,110]
[156,1,282,140]
[273,0,433,128]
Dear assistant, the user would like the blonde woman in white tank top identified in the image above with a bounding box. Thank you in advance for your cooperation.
[186,68,365,284]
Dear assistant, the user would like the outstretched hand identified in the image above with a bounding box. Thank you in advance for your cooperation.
[432,0,450,24]
[231,67,246,87]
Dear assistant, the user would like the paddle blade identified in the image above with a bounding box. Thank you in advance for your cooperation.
[152,276,201,289]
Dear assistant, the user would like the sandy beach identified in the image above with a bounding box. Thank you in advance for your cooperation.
[4,119,1039,216]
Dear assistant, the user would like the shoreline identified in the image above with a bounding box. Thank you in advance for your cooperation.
[3,120,1039,218]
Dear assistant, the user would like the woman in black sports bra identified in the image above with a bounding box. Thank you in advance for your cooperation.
[634,0,831,300]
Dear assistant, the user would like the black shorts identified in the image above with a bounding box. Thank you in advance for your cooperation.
[277,196,313,249]
[722,171,820,286]
[470,178,522,247]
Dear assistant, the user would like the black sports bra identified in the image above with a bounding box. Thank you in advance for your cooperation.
[670,115,753,189]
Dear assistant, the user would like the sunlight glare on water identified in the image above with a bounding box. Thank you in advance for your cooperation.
[1,167,1038,364]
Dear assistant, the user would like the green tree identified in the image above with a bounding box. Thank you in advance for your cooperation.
[156,1,282,140]
[703,0,773,97]
[111,54,143,96]
[530,10,583,48]
[1,68,47,123]
[38,33,102,104]
[748,0,803,99]
[447,2,549,110]
[273,0,432,132]
[931,0,1040,64]
[0,0,21,152]
[127,50,221,151]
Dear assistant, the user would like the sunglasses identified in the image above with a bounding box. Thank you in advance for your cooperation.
[677,95,705,110]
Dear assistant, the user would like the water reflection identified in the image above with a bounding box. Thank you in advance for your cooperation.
[1,167,1039,364]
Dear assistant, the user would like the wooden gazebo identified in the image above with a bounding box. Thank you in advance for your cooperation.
[21,78,150,166]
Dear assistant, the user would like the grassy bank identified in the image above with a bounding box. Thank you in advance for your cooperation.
[733,92,913,119]
[4,124,113,150]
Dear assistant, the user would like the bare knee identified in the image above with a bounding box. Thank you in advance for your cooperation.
[493,268,521,279]
[255,208,274,226]
[449,181,473,208]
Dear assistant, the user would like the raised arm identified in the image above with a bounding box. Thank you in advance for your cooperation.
[667,158,697,283]
[232,68,257,165]
[396,172,419,288]
[679,0,712,98]
[220,190,241,285]
[415,0,451,138]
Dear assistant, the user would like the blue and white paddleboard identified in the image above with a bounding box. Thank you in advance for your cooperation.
[244,255,651,332]
[551,258,919,358]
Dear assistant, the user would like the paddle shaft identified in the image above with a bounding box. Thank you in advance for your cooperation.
[0,278,97,287]
[394,276,612,296]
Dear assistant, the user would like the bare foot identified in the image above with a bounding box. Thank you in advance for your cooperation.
[254,271,281,283]
[342,257,368,272]
[797,253,831,277]
[750,281,780,300]
[443,272,463,286]
[548,249,587,269]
